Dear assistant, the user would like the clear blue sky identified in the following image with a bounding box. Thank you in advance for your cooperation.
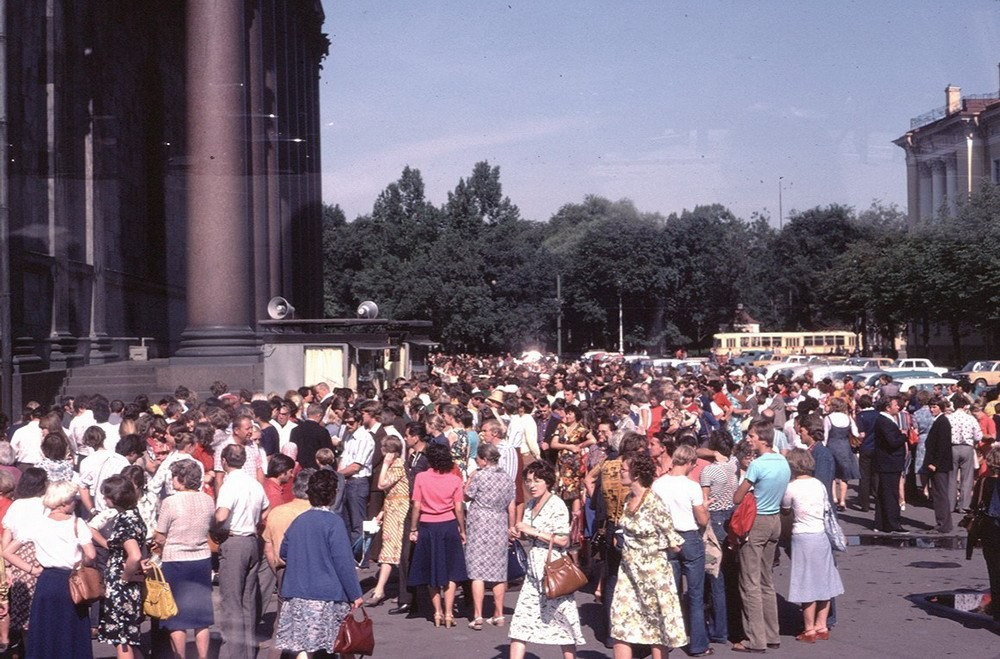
[318,1,1000,225]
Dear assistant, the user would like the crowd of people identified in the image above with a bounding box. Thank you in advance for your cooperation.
[0,351,995,657]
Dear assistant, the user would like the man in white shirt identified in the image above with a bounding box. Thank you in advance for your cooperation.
[67,396,96,458]
[214,444,269,659]
[214,414,264,491]
[90,399,120,452]
[338,414,375,549]
[273,402,297,452]
[80,432,142,514]
[517,400,540,462]
[11,407,44,470]
[948,395,983,513]
[651,443,711,655]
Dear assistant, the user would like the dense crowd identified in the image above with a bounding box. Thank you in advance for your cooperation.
[0,352,997,658]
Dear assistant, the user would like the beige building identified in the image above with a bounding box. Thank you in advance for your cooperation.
[894,73,1000,225]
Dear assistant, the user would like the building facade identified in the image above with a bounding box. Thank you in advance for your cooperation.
[894,77,1000,225]
[4,0,327,374]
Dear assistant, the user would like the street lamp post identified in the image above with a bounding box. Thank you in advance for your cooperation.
[778,176,784,229]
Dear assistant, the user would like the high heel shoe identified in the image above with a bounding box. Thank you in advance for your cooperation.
[444,615,456,628]
[433,613,444,628]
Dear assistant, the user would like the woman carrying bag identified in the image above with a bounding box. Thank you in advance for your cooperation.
[2,480,96,658]
[508,460,585,659]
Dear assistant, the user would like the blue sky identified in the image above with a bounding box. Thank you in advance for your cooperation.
[318,2,1000,225]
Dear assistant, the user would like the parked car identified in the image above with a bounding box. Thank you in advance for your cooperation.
[731,350,773,366]
[949,360,1000,388]
[894,377,958,394]
[890,358,947,376]
[856,370,940,387]
[845,357,895,369]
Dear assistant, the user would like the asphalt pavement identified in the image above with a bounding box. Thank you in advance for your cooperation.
[90,495,999,658]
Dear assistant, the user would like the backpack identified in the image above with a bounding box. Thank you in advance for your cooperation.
[725,491,757,549]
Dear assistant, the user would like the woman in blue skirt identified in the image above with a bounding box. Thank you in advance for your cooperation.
[3,480,96,658]
[154,458,215,659]
[407,442,468,627]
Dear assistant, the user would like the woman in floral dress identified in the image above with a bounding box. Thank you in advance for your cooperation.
[464,443,516,629]
[364,436,410,605]
[95,475,147,658]
[508,461,585,659]
[550,406,596,521]
[610,453,688,659]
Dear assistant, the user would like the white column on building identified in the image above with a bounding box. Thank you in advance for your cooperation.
[918,162,933,221]
[930,159,946,219]
[944,155,958,217]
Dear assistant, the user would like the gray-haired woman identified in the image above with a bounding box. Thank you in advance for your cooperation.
[153,459,214,659]
[464,442,516,629]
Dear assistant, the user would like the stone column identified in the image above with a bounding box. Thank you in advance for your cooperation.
[904,148,920,227]
[930,159,946,219]
[944,155,958,218]
[175,0,258,358]
[917,162,933,222]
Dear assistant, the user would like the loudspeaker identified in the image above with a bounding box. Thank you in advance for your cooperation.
[266,296,295,320]
[357,301,379,319]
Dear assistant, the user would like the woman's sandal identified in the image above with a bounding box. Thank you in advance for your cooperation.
[815,628,830,640]
[468,617,484,631]
[444,615,456,628]
[795,632,817,644]
[486,615,506,627]
[433,613,443,628]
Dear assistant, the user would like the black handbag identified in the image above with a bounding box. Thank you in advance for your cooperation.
[507,540,527,581]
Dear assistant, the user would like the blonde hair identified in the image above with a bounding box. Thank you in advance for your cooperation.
[671,444,697,467]
[42,480,79,510]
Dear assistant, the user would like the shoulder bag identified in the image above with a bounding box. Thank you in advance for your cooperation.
[68,563,104,605]
[333,605,375,656]
[542,532,588,599]
[823,494,847,552]
[507,540,528,582]
[143,563,178,619]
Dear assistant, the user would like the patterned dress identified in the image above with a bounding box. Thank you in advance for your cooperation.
[448,428,470,477]
[377,460,410,565]
[465,466,515,582]
[554,424,589,501]
[98,508,147,647]
[508,495,585,646]
[610,490,689,648]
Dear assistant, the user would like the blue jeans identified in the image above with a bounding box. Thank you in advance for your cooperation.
[707,509,733,642]
[670,529,709,654]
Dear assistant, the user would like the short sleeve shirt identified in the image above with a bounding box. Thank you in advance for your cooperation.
[651,473,704,532]
[412,470,463,523]
[744,452,791,515]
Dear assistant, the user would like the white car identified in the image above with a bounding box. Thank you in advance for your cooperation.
[893,377,957,394]
[890,358,947,376]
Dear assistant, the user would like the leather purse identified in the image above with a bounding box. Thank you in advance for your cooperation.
[143,563,178,619]
[68,564,104,605]
[542,533,588,599]
[333,606,375,656]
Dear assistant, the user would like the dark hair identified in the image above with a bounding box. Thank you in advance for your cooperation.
[619,431,648,459]
[14,467,47,499]
[83,425,107,451]
[91,399,111,424]
[797,413,824,441]
[625,452,657,488]
[522,460,556,490]
[41,432,70,461]
[707,429,734,458]
[404,421,427,441]
[222,444,247,469]
[170,459,204,491]
[307,469,339,506]
[120,464,147,494]
[101,474,139,510]
[857,394,873,409]
[116,433,146,458]
[266,453,295,478]
[952,394,970,410]
[425,442,454,474]
[251,400,272,422]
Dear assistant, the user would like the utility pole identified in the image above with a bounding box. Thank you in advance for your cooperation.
[555,274,562,360]
[778,176,784,230]
[618,291,624,353]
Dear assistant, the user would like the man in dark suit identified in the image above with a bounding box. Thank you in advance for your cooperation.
[873,396,908,533]
[921,397,954,533]
[290,403,333,469]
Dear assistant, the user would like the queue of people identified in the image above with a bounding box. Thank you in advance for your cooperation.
[0,350,993,658]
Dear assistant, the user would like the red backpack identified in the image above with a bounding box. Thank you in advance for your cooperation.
[725,491,757,549]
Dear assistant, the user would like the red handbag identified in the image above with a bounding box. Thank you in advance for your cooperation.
[726,492,757,549]
[333,606,375,656]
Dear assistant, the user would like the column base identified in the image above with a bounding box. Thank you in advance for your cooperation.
[175,325,260,359]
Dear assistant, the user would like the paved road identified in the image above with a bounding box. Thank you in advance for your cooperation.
[91,499,998,658]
